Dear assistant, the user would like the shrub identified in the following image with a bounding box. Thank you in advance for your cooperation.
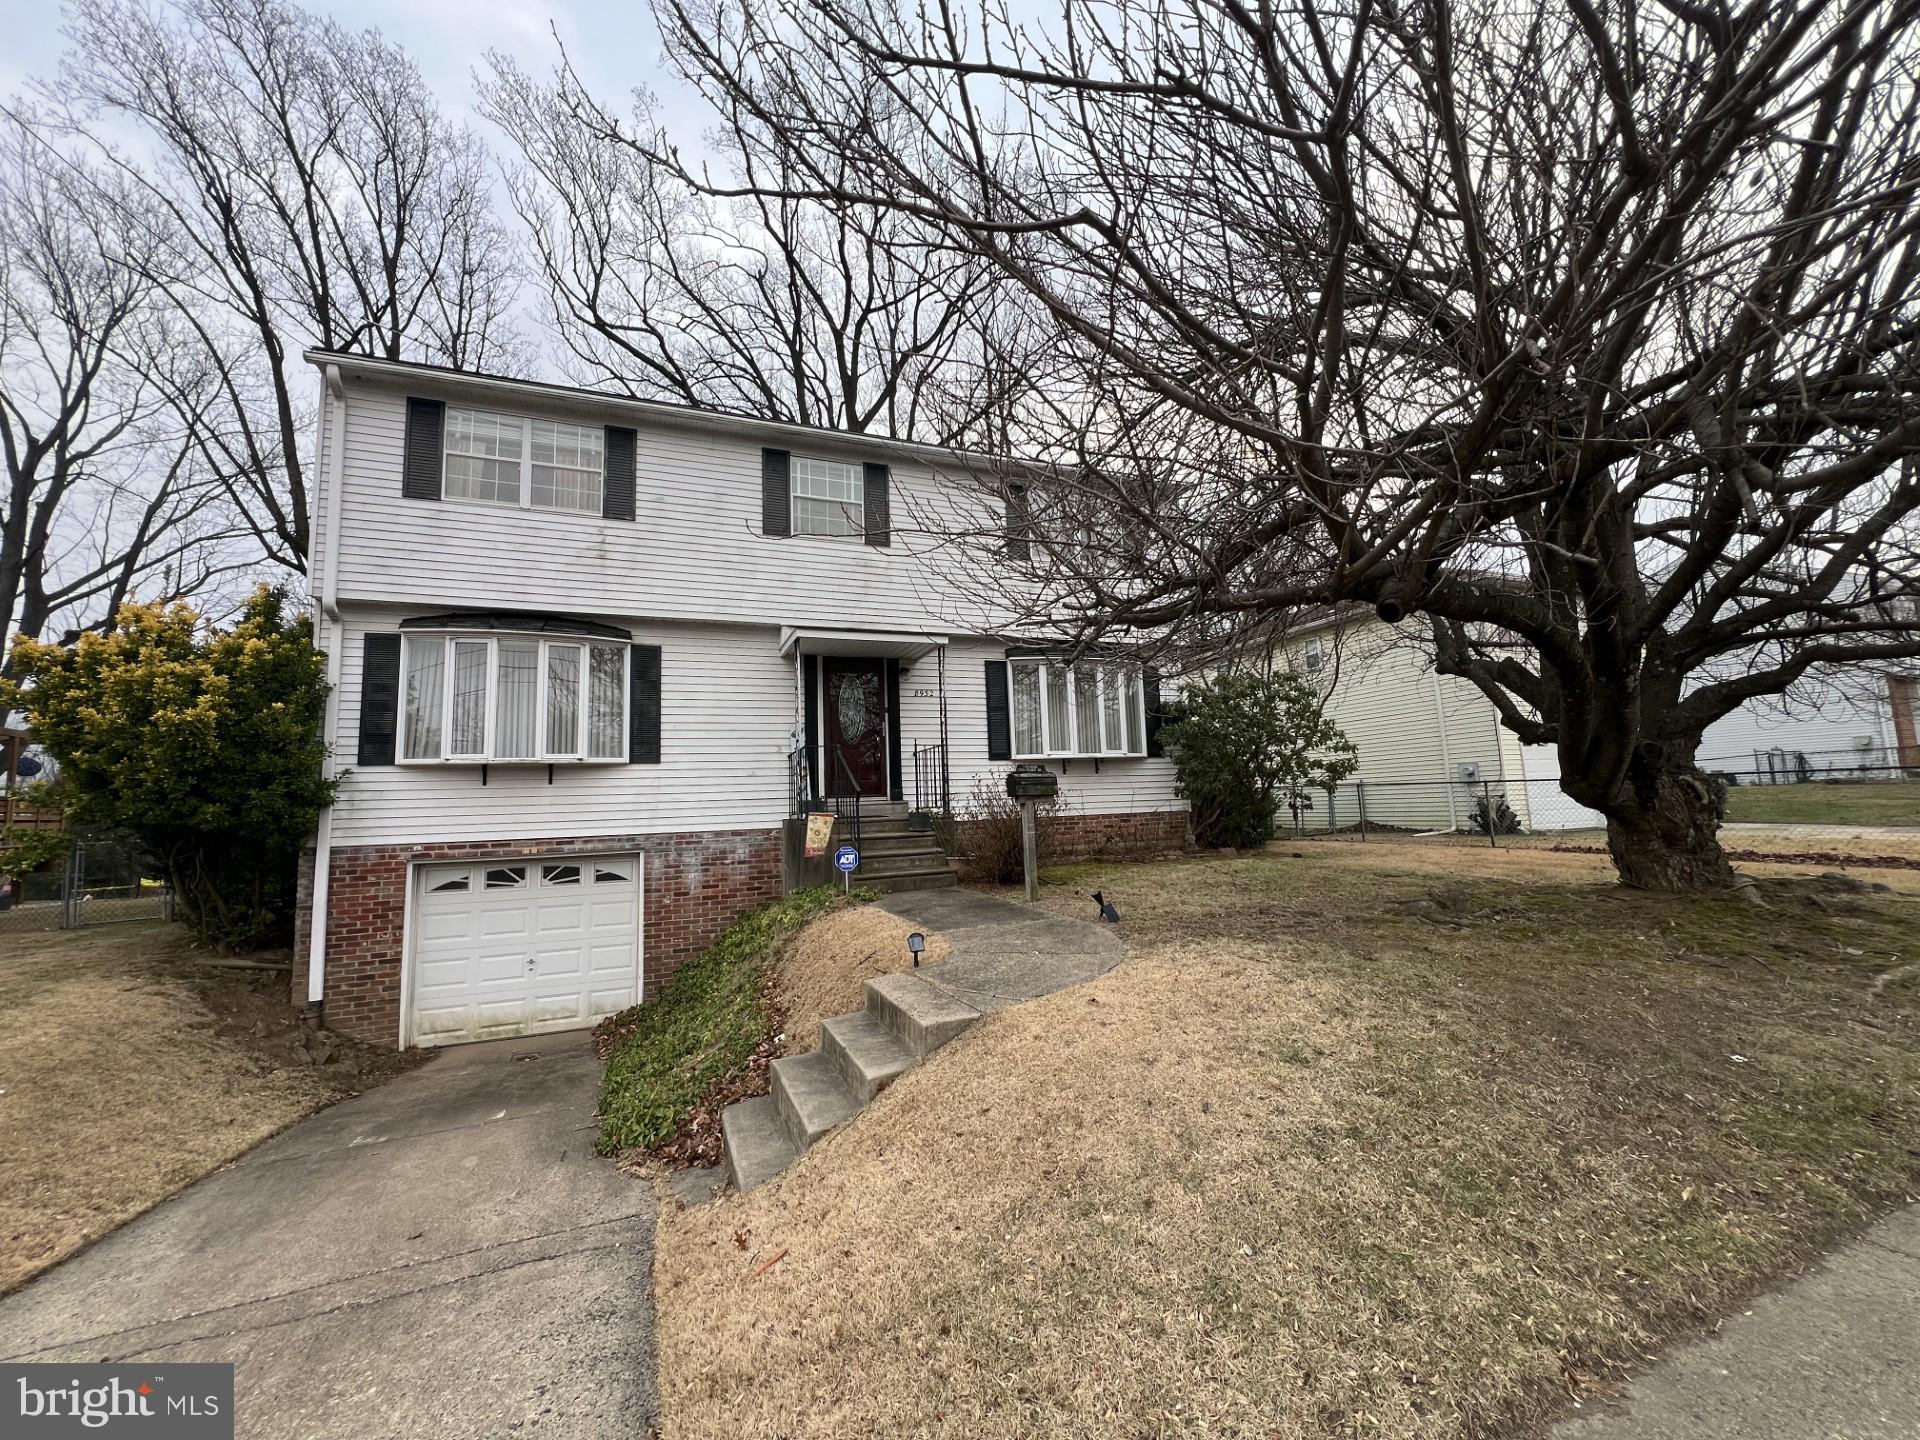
[935,773,1061,883]
[595,886,845,1152]
[1470,793,1523,836]
[6,587,335,948]
[1159,670,1357,849]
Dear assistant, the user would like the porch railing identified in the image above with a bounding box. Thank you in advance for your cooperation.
[830,748,862,848]
[788,744,811,819]
[912,740,950,816]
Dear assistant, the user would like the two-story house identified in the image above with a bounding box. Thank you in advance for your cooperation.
[295,353,1188,1049]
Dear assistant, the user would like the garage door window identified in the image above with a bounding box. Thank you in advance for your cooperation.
[542,863,583,885]
[484,866,527,889]
[425,867,469,893]
[594,863,633,884]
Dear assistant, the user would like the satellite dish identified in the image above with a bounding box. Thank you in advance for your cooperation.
[14,754,42,778]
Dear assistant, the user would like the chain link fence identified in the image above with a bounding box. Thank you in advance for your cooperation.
[0,830,174,937]
[1275,765,1920,868]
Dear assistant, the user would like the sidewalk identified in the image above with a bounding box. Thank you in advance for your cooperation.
[1552,1203,1920,1439]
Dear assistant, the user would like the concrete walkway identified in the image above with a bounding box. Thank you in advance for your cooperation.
[0,1030,657,1440]
[1553,1204,1920,1439]
[876,885,1126,1010]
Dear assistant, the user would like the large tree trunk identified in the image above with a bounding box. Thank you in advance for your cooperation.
[1602,762,1737,892]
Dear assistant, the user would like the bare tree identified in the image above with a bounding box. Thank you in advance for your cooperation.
[480,51,1044,442]
[1,115,244,672]
[650,0,1920,891]
[52,0,523,567]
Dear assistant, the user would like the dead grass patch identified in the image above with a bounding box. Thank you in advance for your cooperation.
[653,851,1920,1440]
[778,906,952,1050]
[0,923,412,1293]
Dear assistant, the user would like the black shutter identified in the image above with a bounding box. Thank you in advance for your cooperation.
[1145,668,1166,757]
[1005,484,1030,559]
[357,634,402,766]
[761,448,791,537]
[402,398,445,501]
[803,655,819,802]
[603,425,637,521]
[629,644,661,764]
[886,659,903,800]
[985,660,1012,762]
[863,462,892,547]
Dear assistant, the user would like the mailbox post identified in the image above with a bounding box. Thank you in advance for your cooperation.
[1005,765,1059,903]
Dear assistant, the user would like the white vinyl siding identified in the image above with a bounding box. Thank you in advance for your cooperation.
[444,407,603,515]
[1010,657,1147,759]
[791,456,863,537]
[329,618,1183,849]
[330,382,1003,629]
[400,632,625,765]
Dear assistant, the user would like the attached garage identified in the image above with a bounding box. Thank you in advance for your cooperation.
[407,854,642,1046]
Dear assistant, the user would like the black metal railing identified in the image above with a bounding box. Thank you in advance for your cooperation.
[788,744,811,818]
[831,748,862,848]
[913,740,950,816]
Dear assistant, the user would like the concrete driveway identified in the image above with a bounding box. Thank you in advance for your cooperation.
[0,1030,657,1439]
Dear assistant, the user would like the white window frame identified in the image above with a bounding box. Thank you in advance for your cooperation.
[398,631,628,765]
[790,455,865,538]
[1302,635,1327,674]
[1008,658,1147,760]
[442,407,605,516]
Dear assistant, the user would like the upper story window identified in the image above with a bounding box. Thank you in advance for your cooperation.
[1008,658,1145,760]
[443,408,604,515]
[401,631,626,764]
[792,456,864,537]
[1302,635,1327,673]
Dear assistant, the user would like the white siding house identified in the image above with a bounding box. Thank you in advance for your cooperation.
[299,353,1185,1048]
[1272,611,1911,835]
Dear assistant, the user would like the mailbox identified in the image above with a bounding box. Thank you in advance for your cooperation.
[1005,765,1059,801]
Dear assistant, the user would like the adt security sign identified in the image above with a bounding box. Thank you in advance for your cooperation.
[833,844,860,874]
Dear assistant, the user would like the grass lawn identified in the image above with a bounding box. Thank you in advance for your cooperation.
[652,846,1920,1440]
[0,923,414,1293]
[1724,780,1920,828]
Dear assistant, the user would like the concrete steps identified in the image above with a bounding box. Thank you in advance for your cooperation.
[721,949,986,1193]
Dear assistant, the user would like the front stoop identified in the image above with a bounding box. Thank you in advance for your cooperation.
[719,887,1126,1195]
[848,806,960,893]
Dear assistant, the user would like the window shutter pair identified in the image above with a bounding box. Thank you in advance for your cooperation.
[354,633,660,766]
[760,447,891,546]
[401,396,636,521]
[982,658,1165,761]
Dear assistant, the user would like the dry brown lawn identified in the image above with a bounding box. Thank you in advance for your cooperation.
[653,846,1920,1440]
[778,905,953,1051]
[0,923,408,1293]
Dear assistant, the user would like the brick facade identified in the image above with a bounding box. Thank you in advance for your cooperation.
[292,828,781,1047]
[1039,806,1191,859]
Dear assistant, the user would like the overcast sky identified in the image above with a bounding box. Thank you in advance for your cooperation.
[0,0,713,146]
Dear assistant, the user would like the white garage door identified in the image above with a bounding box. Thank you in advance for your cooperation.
[409,855,642,1046]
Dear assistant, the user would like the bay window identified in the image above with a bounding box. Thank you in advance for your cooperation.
[1008,658,1148,759]
[400,632,627,763]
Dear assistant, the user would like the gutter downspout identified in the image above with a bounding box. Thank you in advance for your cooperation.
[307,363,350,1011]
[1431,663,1460,830]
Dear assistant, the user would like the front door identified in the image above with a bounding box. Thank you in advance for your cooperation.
[822,658,888,797]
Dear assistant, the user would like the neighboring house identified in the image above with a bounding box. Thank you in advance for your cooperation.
[296,353,1185,1050]
[1268,610,1915,835]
